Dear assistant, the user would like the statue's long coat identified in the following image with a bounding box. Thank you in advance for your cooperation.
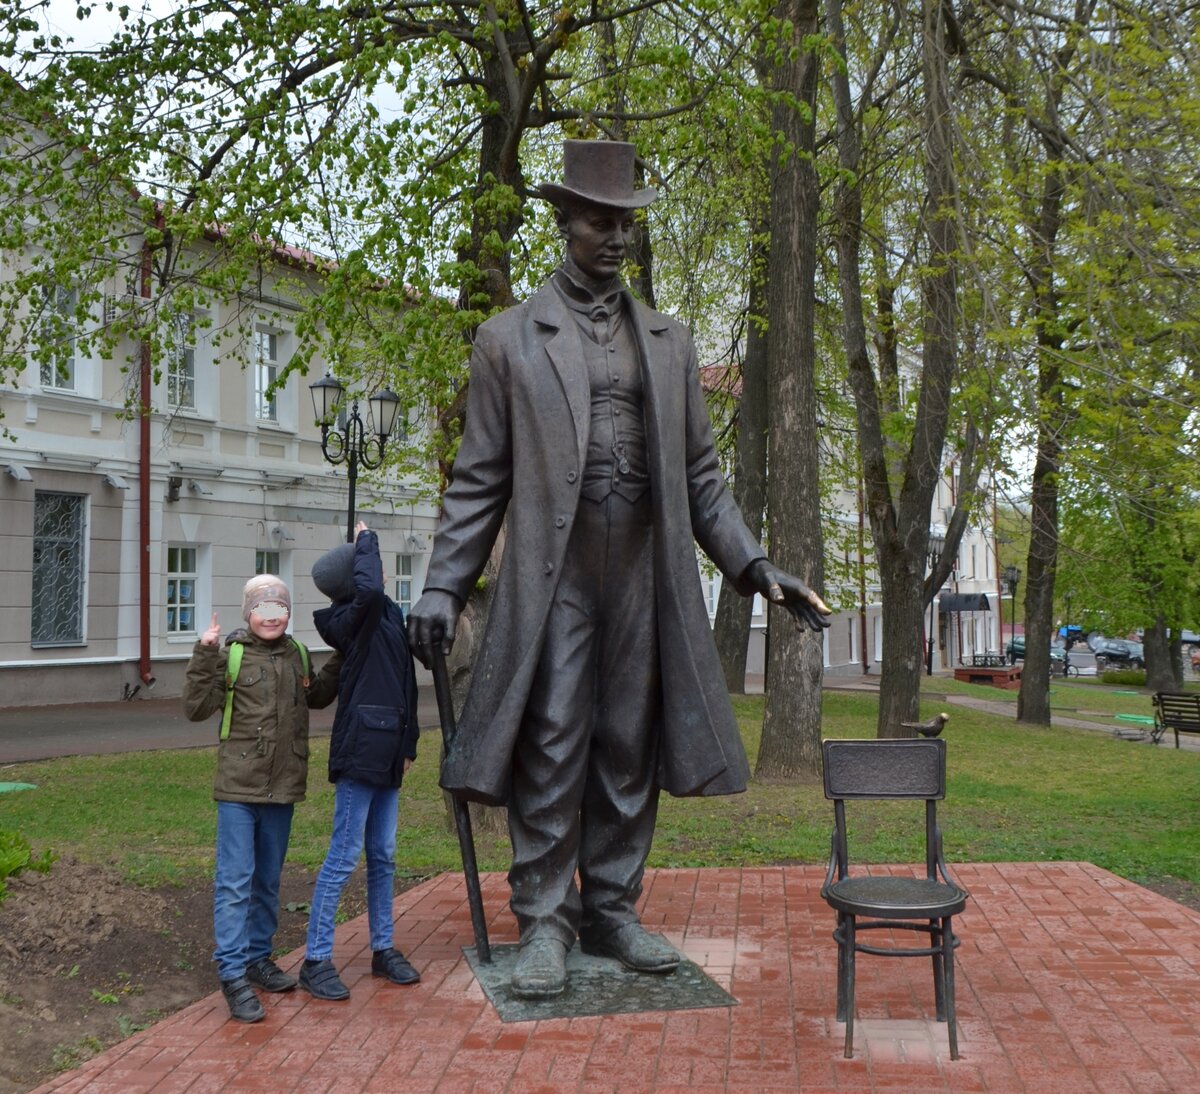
[425,282,763,806]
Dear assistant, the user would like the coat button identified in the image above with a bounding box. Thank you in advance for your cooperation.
[555,516,565,528]
[566,470,577,483]
[543,562,553,574]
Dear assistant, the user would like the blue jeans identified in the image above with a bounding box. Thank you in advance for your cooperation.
[306,779,399,961]
[213,801,294,981]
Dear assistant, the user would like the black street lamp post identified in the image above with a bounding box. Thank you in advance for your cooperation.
[926,534,946,676]
[309,374,401,542]
[1002,564,1021,653]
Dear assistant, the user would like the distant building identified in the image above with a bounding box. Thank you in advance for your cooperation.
[698,368,1001,678]
[0,226,438,706]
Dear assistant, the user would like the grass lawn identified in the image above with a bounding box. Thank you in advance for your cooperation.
[1,688,1197,893]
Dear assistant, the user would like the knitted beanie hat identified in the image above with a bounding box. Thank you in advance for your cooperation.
[241,574,291,621]
[312,543,356,602]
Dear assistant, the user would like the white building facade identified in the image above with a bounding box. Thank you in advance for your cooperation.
[0,238,438,706]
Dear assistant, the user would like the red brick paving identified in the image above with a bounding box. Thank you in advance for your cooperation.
[34,863,1200,1092]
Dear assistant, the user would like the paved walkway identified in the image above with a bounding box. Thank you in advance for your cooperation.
[33,863,1200,1092]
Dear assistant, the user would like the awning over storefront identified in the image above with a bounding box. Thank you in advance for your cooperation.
[938,592,991,612]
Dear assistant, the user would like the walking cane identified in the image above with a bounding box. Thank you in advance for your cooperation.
[430,646,492,963]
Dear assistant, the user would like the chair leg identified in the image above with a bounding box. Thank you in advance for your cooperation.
[842,916,857,1059]
[943,916,960,1060]
[834,913,847,1021]
[930,917,946,1021]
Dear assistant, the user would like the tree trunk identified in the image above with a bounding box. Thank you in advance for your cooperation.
[713,246,769,694]
[1143,616,1178,692]
[828,0,963,737]
[1017,161,1066,725]
[757,0,825,780]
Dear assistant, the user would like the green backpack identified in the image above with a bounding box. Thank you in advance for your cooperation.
[220,638,310,741]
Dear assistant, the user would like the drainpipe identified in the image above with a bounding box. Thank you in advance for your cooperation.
[137,217,158,688]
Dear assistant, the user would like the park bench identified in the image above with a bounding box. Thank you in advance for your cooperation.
[953,654,1021,690]
[1151,692,1200,748]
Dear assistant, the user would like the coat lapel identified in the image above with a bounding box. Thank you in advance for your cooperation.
[623,290,673,472]
[532,284,590,471]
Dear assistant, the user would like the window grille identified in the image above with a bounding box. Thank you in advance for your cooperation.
[31,492,86,645]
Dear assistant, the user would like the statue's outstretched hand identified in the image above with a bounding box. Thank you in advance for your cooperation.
[745,559,832,633]
[407,590,463,669]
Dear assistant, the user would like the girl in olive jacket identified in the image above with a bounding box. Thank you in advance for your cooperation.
[183,575,341,1023]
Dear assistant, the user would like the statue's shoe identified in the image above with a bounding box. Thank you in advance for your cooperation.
[511,937,568,998]
[580,923,680,973]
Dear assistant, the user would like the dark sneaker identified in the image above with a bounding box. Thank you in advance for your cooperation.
[246,957,297,993]
[511,937,568,999]
[221,976,265,1023]
[298,958,350,1001]
[580,923,680,973]
[371,947,420,985]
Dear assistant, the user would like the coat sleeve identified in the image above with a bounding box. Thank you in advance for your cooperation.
[680,336,766,593]
[324,531,386,652]
[305,649,343,709]
[422,322,514,604]
[182,642,228,722]
[404,644,420,761]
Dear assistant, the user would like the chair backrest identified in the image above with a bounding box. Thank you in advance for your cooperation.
[822,738,948,881]
[822,738,947,801]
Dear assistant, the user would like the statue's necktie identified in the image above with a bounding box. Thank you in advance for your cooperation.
[589,303,611,345]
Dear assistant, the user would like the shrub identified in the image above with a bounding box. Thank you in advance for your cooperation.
[1100,668,1148,687]
[0,829,56,906]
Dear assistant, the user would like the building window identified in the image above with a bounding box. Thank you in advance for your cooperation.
[31,491,86,645]
[166,545,198,635]
[848,615,859,664]
[254,328,278,422]
[168,314,196,410]
[255,549,280,576]
[39,285,77,390]
[395,554,414,615]
[697,565,719,617]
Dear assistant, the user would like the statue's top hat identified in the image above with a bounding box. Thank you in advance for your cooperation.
[537,139,657,210]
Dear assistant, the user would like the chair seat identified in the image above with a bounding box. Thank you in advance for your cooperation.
[823,875,968,918]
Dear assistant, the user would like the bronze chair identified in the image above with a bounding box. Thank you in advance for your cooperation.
[820,737,969,1059]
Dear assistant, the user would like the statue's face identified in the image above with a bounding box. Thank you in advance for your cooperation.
[560,202,636,280]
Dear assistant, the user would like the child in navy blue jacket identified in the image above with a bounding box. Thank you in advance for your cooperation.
[299,522,422,1000]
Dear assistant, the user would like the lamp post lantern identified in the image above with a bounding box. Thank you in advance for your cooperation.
[1002,564,1021,652]
[309,374,401,542]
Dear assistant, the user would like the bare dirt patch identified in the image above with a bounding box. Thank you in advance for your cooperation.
[0,857,427,1093]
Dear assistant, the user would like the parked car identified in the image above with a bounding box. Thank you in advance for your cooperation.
[1093,638,1145,670]
[1004,636,1066,667]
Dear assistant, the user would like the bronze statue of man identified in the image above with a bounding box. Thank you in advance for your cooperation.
[409,139,830,999]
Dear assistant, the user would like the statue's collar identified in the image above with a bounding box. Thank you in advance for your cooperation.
[553,260,624,311]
